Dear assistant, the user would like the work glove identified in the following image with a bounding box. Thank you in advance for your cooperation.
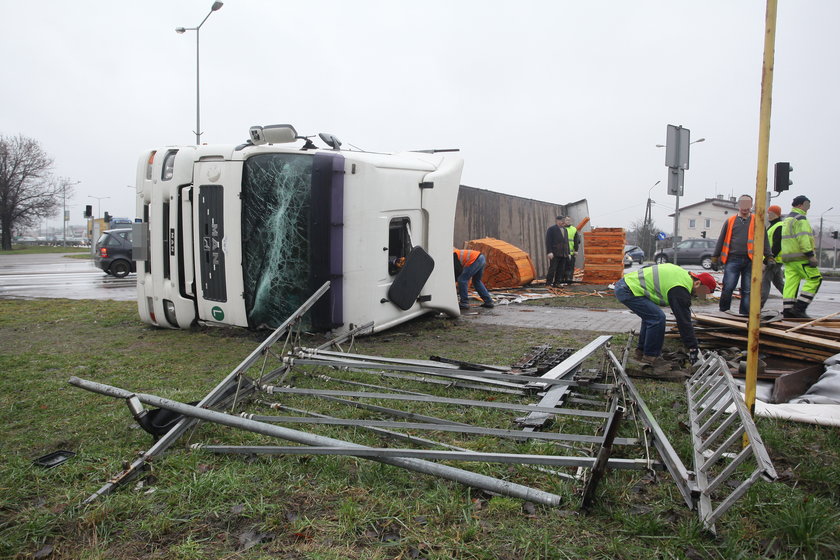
[547,253,554,260]
[808,256,818,267]
[689,348,702,366]
[710,256,720,272]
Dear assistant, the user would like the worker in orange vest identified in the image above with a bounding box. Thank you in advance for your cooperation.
[710,194,771,315]
[453,248,494,310]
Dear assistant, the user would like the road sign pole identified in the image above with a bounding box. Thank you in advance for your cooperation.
[673,193,680,265]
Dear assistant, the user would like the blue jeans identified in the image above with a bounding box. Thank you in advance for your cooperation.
[720,255,751,315]
[458,254,493,307]
[614,278,666,357]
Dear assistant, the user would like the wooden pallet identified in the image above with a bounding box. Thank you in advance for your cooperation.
[582,228,625,284]
[464,237,536,289]
[666,311,840,363]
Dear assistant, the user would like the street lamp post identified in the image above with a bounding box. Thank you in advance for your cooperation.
[88,196,110,220]
[644,180,660,259]
[62,180,81,247]
[88,195,110,255]
[818,206,834,264]
[176,1,224,145]
[655,138,706,148]
[656,136,706,265]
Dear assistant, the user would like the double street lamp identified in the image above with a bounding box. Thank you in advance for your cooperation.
[87,196,110,220]
[655,138,706,148]
[62,180,81,247]
[176,1,224,145]
[818,206,834,260]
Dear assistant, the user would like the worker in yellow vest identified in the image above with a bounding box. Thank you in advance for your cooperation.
[779,195,822,318]
[614,263,716,377]
[760,204,786,309]
[563,216,581,283]
[710,194,771,316]
[453,249,494,310]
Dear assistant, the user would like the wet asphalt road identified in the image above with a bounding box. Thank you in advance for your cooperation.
[0,253,137,301]
[1,254,838,321]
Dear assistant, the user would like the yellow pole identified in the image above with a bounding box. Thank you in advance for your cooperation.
[746,0,779,420]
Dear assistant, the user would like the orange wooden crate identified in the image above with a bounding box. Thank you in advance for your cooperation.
[582,228,626,284]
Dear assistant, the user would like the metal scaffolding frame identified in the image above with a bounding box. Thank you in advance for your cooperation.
[69,288,776,525]
[686,353,778,531]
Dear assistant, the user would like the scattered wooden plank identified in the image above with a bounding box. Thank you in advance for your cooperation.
[785,311,840,333]
[693,314,840,351]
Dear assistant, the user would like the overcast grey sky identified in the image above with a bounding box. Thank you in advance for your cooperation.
[2,1,838,236]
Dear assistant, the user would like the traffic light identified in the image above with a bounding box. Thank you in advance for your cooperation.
[104,212,111,223]
[84,205,93,218]
[832,231,839,240]
[774,161,793,192]
[700,231,706,238]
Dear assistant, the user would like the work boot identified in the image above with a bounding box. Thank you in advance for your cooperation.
[480,301,495,309]
[784,303,809,319]
[640,355,670,370]
[793,300,812,319]
[628,356,685,381]
[633,348,644,361]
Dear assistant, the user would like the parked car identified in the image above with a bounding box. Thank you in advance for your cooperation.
[653,238,716,269]
[94,228,135,278]
[624,245,645,264]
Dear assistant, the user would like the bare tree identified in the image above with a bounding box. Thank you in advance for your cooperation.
[0,135,62,250]
[627,217,660,262]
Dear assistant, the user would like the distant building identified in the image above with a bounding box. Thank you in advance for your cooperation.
[669,195,741,240]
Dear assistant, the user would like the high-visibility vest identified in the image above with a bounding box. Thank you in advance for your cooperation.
[566,226,578,253]
[779,208,815,263]
[455,249,480,267]
[720,214,755,264]
[623,263,694,306]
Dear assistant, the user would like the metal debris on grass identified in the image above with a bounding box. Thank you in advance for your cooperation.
[70,282,777,531]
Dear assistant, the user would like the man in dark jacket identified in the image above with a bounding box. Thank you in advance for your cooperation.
[545,216,569,287]
[760,204,785,308]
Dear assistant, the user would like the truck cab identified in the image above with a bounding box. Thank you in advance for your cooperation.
[134,125,462,333]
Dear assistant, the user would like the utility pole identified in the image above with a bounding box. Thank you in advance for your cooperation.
[644,180,660,259]
[818,206,834,265]
[744,0,778,423]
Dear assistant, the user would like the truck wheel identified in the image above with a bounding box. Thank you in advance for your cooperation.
[111,260,131,278]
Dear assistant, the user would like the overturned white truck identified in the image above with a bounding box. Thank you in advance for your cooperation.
[134,125,462,333]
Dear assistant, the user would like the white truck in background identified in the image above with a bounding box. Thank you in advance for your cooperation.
[133,124,462,334]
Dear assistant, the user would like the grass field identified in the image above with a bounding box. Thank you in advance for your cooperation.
[1,299,839,559]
